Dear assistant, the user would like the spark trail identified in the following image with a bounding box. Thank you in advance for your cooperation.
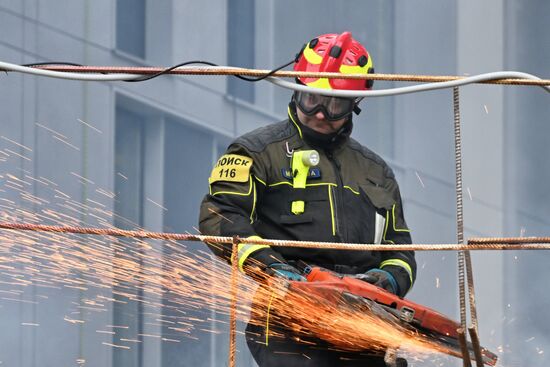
[0,166,458,364]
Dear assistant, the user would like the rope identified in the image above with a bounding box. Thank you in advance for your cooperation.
[24,65,550,86]
[1,221,550,251]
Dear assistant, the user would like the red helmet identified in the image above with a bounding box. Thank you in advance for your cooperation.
[294,32,374,91]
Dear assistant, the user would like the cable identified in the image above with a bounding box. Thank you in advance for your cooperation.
[1,60,549,96]
[22,62,84,67]
[0,60,140,81]
[24,60,296,83]
[268,71,550,96]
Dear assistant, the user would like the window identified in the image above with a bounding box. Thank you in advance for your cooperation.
[116,0,146,58]
[113,104,146,367]
[115,95,236,365]
[227,0,255,103]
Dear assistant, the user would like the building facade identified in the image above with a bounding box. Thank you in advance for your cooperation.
[0,1,548,366]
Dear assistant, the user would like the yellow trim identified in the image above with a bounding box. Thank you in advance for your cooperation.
[381,259,414,286]
[343,185,360,195]
[382,209,395,244]
[303,44,322,64]
[305,78,332,90]
[254,175,267,186]
[391,204,411,232]
[236,235,269,273]
[339,64,370,75]
[269,181,293,187]
[210,176,254,196]
[328,186,336,236]
[288,106,303,139]
[268,181,337,188]
[265,290,275,345]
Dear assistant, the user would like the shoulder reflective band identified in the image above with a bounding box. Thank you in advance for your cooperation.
[380,259,414,286]
[236,235,269,273]
[291,150,320,215]
[209,154,253,184]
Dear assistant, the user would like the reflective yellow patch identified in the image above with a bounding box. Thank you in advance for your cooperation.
[209,154,253,183]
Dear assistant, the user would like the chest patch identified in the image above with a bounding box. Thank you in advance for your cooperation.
[281,167,321,180]
[209,154,253,183]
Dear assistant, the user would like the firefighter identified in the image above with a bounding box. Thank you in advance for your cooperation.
[199,32,414,367]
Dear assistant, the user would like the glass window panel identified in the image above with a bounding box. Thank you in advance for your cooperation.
[227,0,255,103]
[113,104,145,367]
[116,0,146,58]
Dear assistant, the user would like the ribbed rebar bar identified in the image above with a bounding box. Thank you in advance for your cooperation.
[453,87,483,367]
[453,87,471,367]
[22,65,550,86]
[228,237,239,367]
[1,222,550,250]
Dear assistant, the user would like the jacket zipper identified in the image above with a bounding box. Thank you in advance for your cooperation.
[326,150,345,241]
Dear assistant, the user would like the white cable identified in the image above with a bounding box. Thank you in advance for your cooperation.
[267,71,550,97]
[0,60,140,81]
[1,60,549,96]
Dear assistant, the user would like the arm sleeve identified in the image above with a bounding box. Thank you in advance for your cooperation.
[379,177,417,297]
[198,143,285,268]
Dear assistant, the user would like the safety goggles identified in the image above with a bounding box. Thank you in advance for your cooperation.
[295,91,357,121]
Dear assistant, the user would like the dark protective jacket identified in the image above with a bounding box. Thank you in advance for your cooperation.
[199,106,416,295]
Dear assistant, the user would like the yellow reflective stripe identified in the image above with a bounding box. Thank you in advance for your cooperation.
[254,175,266,186]
[268,181,292,187]
[382,209,396,244]
[210,176,253,196]
[381,259,414,286]
[328,186,336,236]
[236,235,269,273]
[392,204,411,232]
[339,64,370,75]
[305,78,332,90]
[268,181,337,188]
[288,106,303,138]
[309,182,337,187]
[303,44,322,64]
[343,185,359,195]
[339,52,372,74]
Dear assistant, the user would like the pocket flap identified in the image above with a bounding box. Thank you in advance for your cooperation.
[359,183,394,210]
[280,214,314,225]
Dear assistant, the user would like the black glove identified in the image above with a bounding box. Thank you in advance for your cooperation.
[266,263,306,282]
[354,268,399,295]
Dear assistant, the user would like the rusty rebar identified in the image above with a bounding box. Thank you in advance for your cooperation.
[24,65,550,86]
[1,222,550,251]
[228,236,239,367]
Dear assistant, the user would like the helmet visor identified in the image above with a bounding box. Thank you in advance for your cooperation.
[295,92,355,121]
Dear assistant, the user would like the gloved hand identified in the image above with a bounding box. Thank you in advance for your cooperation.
[267,263,306,282]
[354,268,399,295]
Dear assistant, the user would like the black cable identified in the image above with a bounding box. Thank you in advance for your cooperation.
[125,60,295,83]
[19,59,296,83]
[23,62,84,67]
[233,59,295,82]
